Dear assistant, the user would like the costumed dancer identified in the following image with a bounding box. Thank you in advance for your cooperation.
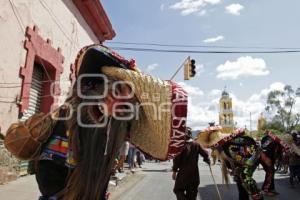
[261,130,300,188]
[260,131,283,196]
[4,45,188,200]
[172,127,210,200]
[197,124,264,200]
[283,130,300,186]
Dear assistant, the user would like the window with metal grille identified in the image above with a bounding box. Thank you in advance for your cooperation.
[20,63,44,121]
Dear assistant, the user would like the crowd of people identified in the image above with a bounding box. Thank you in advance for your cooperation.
[112,140,146,176]
[282,131,300,186]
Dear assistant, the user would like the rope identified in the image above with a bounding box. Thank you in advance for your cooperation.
[26,98,76,132]
[104,117,112,156]
[208,164,223,200]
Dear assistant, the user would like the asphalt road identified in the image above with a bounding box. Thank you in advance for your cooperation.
[111,161,175,200]
[116,161,300,200]
[0,161,299,200]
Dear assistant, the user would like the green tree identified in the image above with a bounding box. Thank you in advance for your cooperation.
[295,124,300,132]
[265,119,285,133]
[265,85,300,132]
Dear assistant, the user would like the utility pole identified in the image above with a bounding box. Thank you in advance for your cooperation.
[249,112,252,135]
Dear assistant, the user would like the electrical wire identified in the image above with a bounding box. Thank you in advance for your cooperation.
[38,0,79,47]
[110,46,300,54]
[0,78,70,85]
[8,0,25,32]
[106,41,300,50]
[9,0,53,82]
[4,1,74,105]
[0,100,15,104]
[0,94,61,100]
[0,85,22,88]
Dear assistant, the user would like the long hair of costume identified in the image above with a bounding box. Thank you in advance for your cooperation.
[58,84,130,200]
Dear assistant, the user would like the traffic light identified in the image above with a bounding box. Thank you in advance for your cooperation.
[190,59,196,77]
[184,57,196,80]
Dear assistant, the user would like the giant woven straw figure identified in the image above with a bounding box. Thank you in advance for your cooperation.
[4,45,188,200]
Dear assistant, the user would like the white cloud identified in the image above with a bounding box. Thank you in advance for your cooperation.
[195,64,205,76]
[160,4,165,11]
[197,10,207,16]
[216,56,270,80]
[230,93,265,128]
[209,89,222,96]
[248,82,284,103]
[203,35,224,43]
[294,97,300,113]
[187,98,219,130]
[186,82,290,130]
[146,63,159,72]
[224,82,286,129]
[178,82,204,96]
[259,82,285,97]
[225,3,244,16]
[169,0,222,16]
[248,82,300,116]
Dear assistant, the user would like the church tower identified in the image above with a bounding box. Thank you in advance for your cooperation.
[219,89,234,133]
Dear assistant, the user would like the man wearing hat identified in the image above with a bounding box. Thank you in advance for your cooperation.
[172,127,210,200]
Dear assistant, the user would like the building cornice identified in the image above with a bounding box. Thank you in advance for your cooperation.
[73,0,116,42]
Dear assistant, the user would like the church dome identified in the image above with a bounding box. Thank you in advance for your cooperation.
[222,90,229,96]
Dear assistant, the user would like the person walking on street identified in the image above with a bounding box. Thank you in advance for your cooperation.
[128,143,137,171]
[172,128,210,200]
[118,140,130,172]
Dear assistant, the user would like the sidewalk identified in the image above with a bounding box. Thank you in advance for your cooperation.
[0,164,136,199]
[0,175,40,200]
[108,162,143,187]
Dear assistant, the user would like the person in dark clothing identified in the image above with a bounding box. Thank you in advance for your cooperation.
[172,128,210,200]
[260,133,282,196]
[289,130,300,186]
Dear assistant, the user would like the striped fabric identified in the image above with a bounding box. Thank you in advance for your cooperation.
[42,135,76,168]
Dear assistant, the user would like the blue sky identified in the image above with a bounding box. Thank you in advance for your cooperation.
[102,0,300,130]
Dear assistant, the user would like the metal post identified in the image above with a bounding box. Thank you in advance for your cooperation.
[170,56,190,80]
[250,112,252,135]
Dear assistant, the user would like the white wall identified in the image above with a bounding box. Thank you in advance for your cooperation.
[0,0,100,132]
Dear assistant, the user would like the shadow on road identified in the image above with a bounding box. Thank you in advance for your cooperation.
[198,183,238,200]
[198,178,300,200]
[141,169,171,173]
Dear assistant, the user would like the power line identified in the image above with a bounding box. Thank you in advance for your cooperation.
[8,0,25,32]
[0,94,59,100]
[110,46,300,54]
[38,0,79,47]
[9,0,52,82]
[0,78,70,85]
[0,100,15,104]
[0,85,21,88]
[106,41,300,50]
